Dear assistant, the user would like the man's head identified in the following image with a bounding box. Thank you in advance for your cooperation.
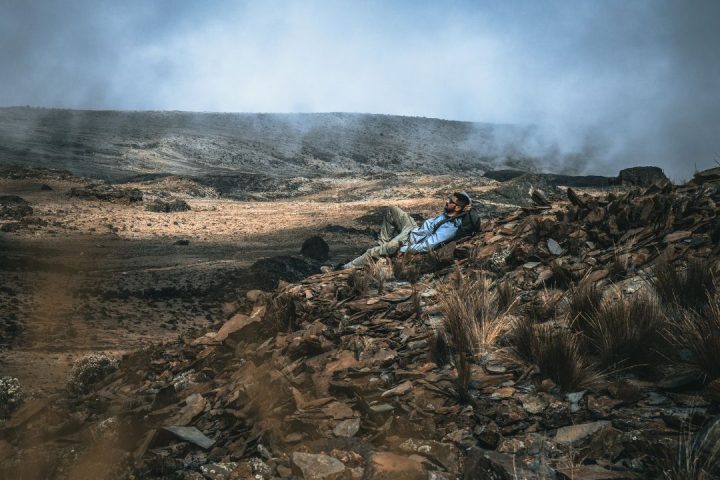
[444,191,471,215]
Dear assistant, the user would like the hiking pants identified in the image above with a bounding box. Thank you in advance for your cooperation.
[347,206,417,268]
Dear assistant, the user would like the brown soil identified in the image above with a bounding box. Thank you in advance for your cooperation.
[0,173,495,394]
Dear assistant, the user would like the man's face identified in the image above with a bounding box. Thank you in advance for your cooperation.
[445,195,462,214]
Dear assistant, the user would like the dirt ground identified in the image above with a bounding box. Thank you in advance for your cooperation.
[0,173,495,394]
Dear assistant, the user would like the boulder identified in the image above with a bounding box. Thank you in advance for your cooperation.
[616,166,668,186]
[301,235,330,261]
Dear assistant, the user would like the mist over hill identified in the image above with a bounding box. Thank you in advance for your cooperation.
[0,107,587,182]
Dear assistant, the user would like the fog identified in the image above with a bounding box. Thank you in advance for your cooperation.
[1,0,718,179]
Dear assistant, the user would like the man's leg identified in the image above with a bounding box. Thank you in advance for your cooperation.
[379,206,417,244]
[345,229,410,268]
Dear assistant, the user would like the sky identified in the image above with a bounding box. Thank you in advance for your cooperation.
[1,0,718,179]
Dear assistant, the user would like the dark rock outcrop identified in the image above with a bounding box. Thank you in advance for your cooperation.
[300,235,330,261]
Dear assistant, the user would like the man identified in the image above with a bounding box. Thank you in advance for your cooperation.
[342,191,473,269]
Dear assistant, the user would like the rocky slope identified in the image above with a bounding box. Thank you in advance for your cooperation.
[1,168,719,479]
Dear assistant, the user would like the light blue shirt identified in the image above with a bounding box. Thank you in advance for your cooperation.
[399,213,461,253]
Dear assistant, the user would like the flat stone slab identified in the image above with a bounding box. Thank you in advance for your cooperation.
[291,452,346,480]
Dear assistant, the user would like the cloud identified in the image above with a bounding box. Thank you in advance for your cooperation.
[0,0,718,179]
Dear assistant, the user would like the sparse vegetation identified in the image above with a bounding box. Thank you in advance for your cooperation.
[510,317,596,391]
[652,256,715,311]
[437,269,506,401]
[266,293,297,333]
[391,255,420,283]
[665,295,720,380]
[574,292,665,369]
[566,281,603,327]
[495,281,516,313]
[348,269,370,297]
[429,327,451,367]
[367,257,388,294]
[658,419,720,479]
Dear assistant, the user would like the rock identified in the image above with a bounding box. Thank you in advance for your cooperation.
[473,421,501,449]
[399,439,461,474]
[519,395,547,415]
[0,195,32,219]
[462,448,537,479]
[173,239,190,245]
[555,421,612,446]
[616,166,668,186]
[301,235,330,261]
[291,452,346,480]
[557,465,637,479]
[491,387,515,400]
[547,238,563,255]
[199,462,238,480]
[169,393,207,426]
[246,289,266,303]
[161,426,215,449]
[366,452,425,480]
[213,313,259,342]
[381,380,413,398]
[145,197,191,213]
[333,418,361,437]
[40,184,53,191]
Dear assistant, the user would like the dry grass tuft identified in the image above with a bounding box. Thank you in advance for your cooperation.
[652,256,715,311]
[266,293,297,333]
[659,419,720,479]
[666,294,720,380]
[495,281,516,313]
[366,257,388,294]
[510,317,596,391]
[438,271,506,350]
[574,292,665,369]
[347,269,370,297]
[429,327,451,368]
[566,281,603,328]
[437,269,507,401]
[391,255,421,283]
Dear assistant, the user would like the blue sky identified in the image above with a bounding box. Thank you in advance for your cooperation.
[1,0,718,178]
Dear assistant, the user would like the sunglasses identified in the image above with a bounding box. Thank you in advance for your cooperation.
[446,198,457,205]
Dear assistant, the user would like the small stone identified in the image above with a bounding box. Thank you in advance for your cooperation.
[291,452,346,480]
[366,452,425,480]
[547,238,563,255]
[520,395,547,415]
[555,421,612,446]
[333,418,361,438]
[491,387,515,400]
[199,462,238,480]
[381,380,413,398]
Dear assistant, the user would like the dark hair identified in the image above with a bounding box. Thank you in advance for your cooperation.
[452,191,471,207]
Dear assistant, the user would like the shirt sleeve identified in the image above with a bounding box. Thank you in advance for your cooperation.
[405,221,459,253]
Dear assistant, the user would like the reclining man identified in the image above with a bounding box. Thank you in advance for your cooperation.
[342,191,473,269]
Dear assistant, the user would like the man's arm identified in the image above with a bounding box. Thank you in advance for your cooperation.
[403,221,459,253]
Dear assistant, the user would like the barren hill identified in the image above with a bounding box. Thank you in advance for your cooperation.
[0,107,552,183]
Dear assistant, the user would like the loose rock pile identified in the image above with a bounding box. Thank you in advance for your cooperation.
[2,169,720,479]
